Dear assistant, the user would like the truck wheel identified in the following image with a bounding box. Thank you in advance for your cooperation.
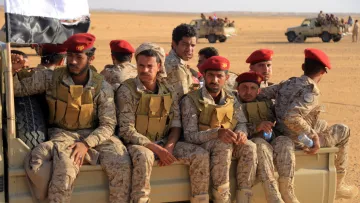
[286,32,297,42]
[218,35,227,43]
[333,34,342,42]
[321,32,332,42]
[207,34,217,43]
[15,95,48,149]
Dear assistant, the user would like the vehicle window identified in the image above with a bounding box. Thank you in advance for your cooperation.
[301,20,311,26]
[189,21,196,26]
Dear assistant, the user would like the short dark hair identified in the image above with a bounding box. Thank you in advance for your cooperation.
[111,52,132,63]
[303,58,327,76]
[85,47,96,58]
[136,49,161,63]
[198,47,219,59]
[11,50,28,58]
[41,53,66,65]
[172,24,197,45]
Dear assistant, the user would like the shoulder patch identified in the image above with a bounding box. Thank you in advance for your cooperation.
[303,93,314,103]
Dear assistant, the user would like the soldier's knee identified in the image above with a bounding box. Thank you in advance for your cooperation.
[213,139,233,151]
[273,136,295,152]
[129,145,154,164]
[244,140,257,154]
[191,148,210,162]
[331,124,350,144]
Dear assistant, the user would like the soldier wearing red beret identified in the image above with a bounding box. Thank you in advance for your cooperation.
[36,44,67,70]
[258,48,358,201]
[13,33,132,203]
[182,56,257,203]
[246,49,274,88]
[100,39,137,90]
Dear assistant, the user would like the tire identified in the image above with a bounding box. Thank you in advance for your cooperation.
[321,32,332,42]
[286,31,297,42]
[218,35,227,43]
[333,35,342,42]
[207,34,217,43]
[15,95,48,149]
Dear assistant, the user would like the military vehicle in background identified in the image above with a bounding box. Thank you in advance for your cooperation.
[285,18,343,43]
[190,19,237,43]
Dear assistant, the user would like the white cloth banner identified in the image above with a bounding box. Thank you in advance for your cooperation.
[5,0,90,20]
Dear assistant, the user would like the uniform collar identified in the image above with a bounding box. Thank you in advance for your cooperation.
[134,76,158,94]
[300,75,320,94]
[201,87,229,105]
[169,49,186,66]
[62,67,95,89]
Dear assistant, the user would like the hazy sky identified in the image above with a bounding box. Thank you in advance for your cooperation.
[0,0,359,13]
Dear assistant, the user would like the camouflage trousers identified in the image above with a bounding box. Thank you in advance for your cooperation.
[46,128,132,203]
[200,138,233,197]
[128,141,210,203]
[314,120,350,174]
[232,140,257,190]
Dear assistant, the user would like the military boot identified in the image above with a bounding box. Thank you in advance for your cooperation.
[336,173,359,199]
[263,180,285,203]
[235,189,253,203]
[190,194,210,203]
[212,183,231,203]
[278,177,300,203]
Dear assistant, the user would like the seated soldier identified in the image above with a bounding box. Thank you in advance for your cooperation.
[37,44,67,70]
[235,72,300,203]
[117,42,210,203]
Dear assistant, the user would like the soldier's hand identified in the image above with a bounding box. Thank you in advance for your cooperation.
[69,141,89,167]
[235,132,248,145]
[304,135,320,155]
[256,121,274,133]
[218,128,237,144]
[156,146,178,167]
[11,54,26,73]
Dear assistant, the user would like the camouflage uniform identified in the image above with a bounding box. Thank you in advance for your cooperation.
[258,75,353,198]
[16,68,131,203]
[260,81,275,88]
[117,77,210,202]
[165,49,194,98]
[100,62,137,90]
[182,87,256,202]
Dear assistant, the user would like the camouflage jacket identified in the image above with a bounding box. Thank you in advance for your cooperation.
[258,75,321,141]
[117,76,181,146]
[100,62,137,90]
[13,68,116,148]
[181,87,248,145]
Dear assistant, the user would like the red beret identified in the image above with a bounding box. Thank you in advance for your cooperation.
[64,33,96,53]
[236,72,264,86]
[41,44,67,55]
[110,40,135,54]
[304,48,331,69]
[246,49,274,64]
[199,56,230,73]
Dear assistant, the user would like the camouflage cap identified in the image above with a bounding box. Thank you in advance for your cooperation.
[135,42,166,79]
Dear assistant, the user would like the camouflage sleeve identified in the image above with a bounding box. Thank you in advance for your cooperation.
[181,96,218,144]
[233,99,248,135]
[117,85,152,146]
[13,69,53,97]
[257,84,280,100]
[165,62,188,98]
[165,82,181,128]
[83,81,117,148]
[283,87,319,139]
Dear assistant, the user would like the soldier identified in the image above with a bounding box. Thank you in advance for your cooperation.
[100,39,137,90]
[117,42,210,203]
[258,48,359,200]
[36,44,67,70]
[235,72,299,203]
[15,33,131,203]
[165,23,198,99]
[181,56,256,203]
[352,20,359,43]
[246,49,274,88]
[11,50,30,71]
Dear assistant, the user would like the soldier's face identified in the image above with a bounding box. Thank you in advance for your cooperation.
[204,70,228,93]
[237,82,260,102]
[172,37,196,61]
[67,52,93,76]
[197,54,206,68]
[250,61,272,81]
[136,55,160,83]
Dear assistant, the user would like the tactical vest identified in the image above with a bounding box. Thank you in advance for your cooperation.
[244,101,273,126]
[187,89,237,131]
[46,68,103,130]
[123,79,173,142]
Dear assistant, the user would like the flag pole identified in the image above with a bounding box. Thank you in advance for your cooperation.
[5,42,16,143]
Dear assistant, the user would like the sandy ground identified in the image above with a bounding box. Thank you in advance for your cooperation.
[1,11,360,202]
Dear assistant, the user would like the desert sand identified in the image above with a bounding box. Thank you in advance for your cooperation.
[1,10,360,203]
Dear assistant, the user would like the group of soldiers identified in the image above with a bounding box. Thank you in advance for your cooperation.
[201,13,235,28]
[10,23,358,203]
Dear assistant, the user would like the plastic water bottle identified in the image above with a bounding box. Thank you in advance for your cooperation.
[199,81,204,88]
[298,133,314,148]
[263,131,272,141]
